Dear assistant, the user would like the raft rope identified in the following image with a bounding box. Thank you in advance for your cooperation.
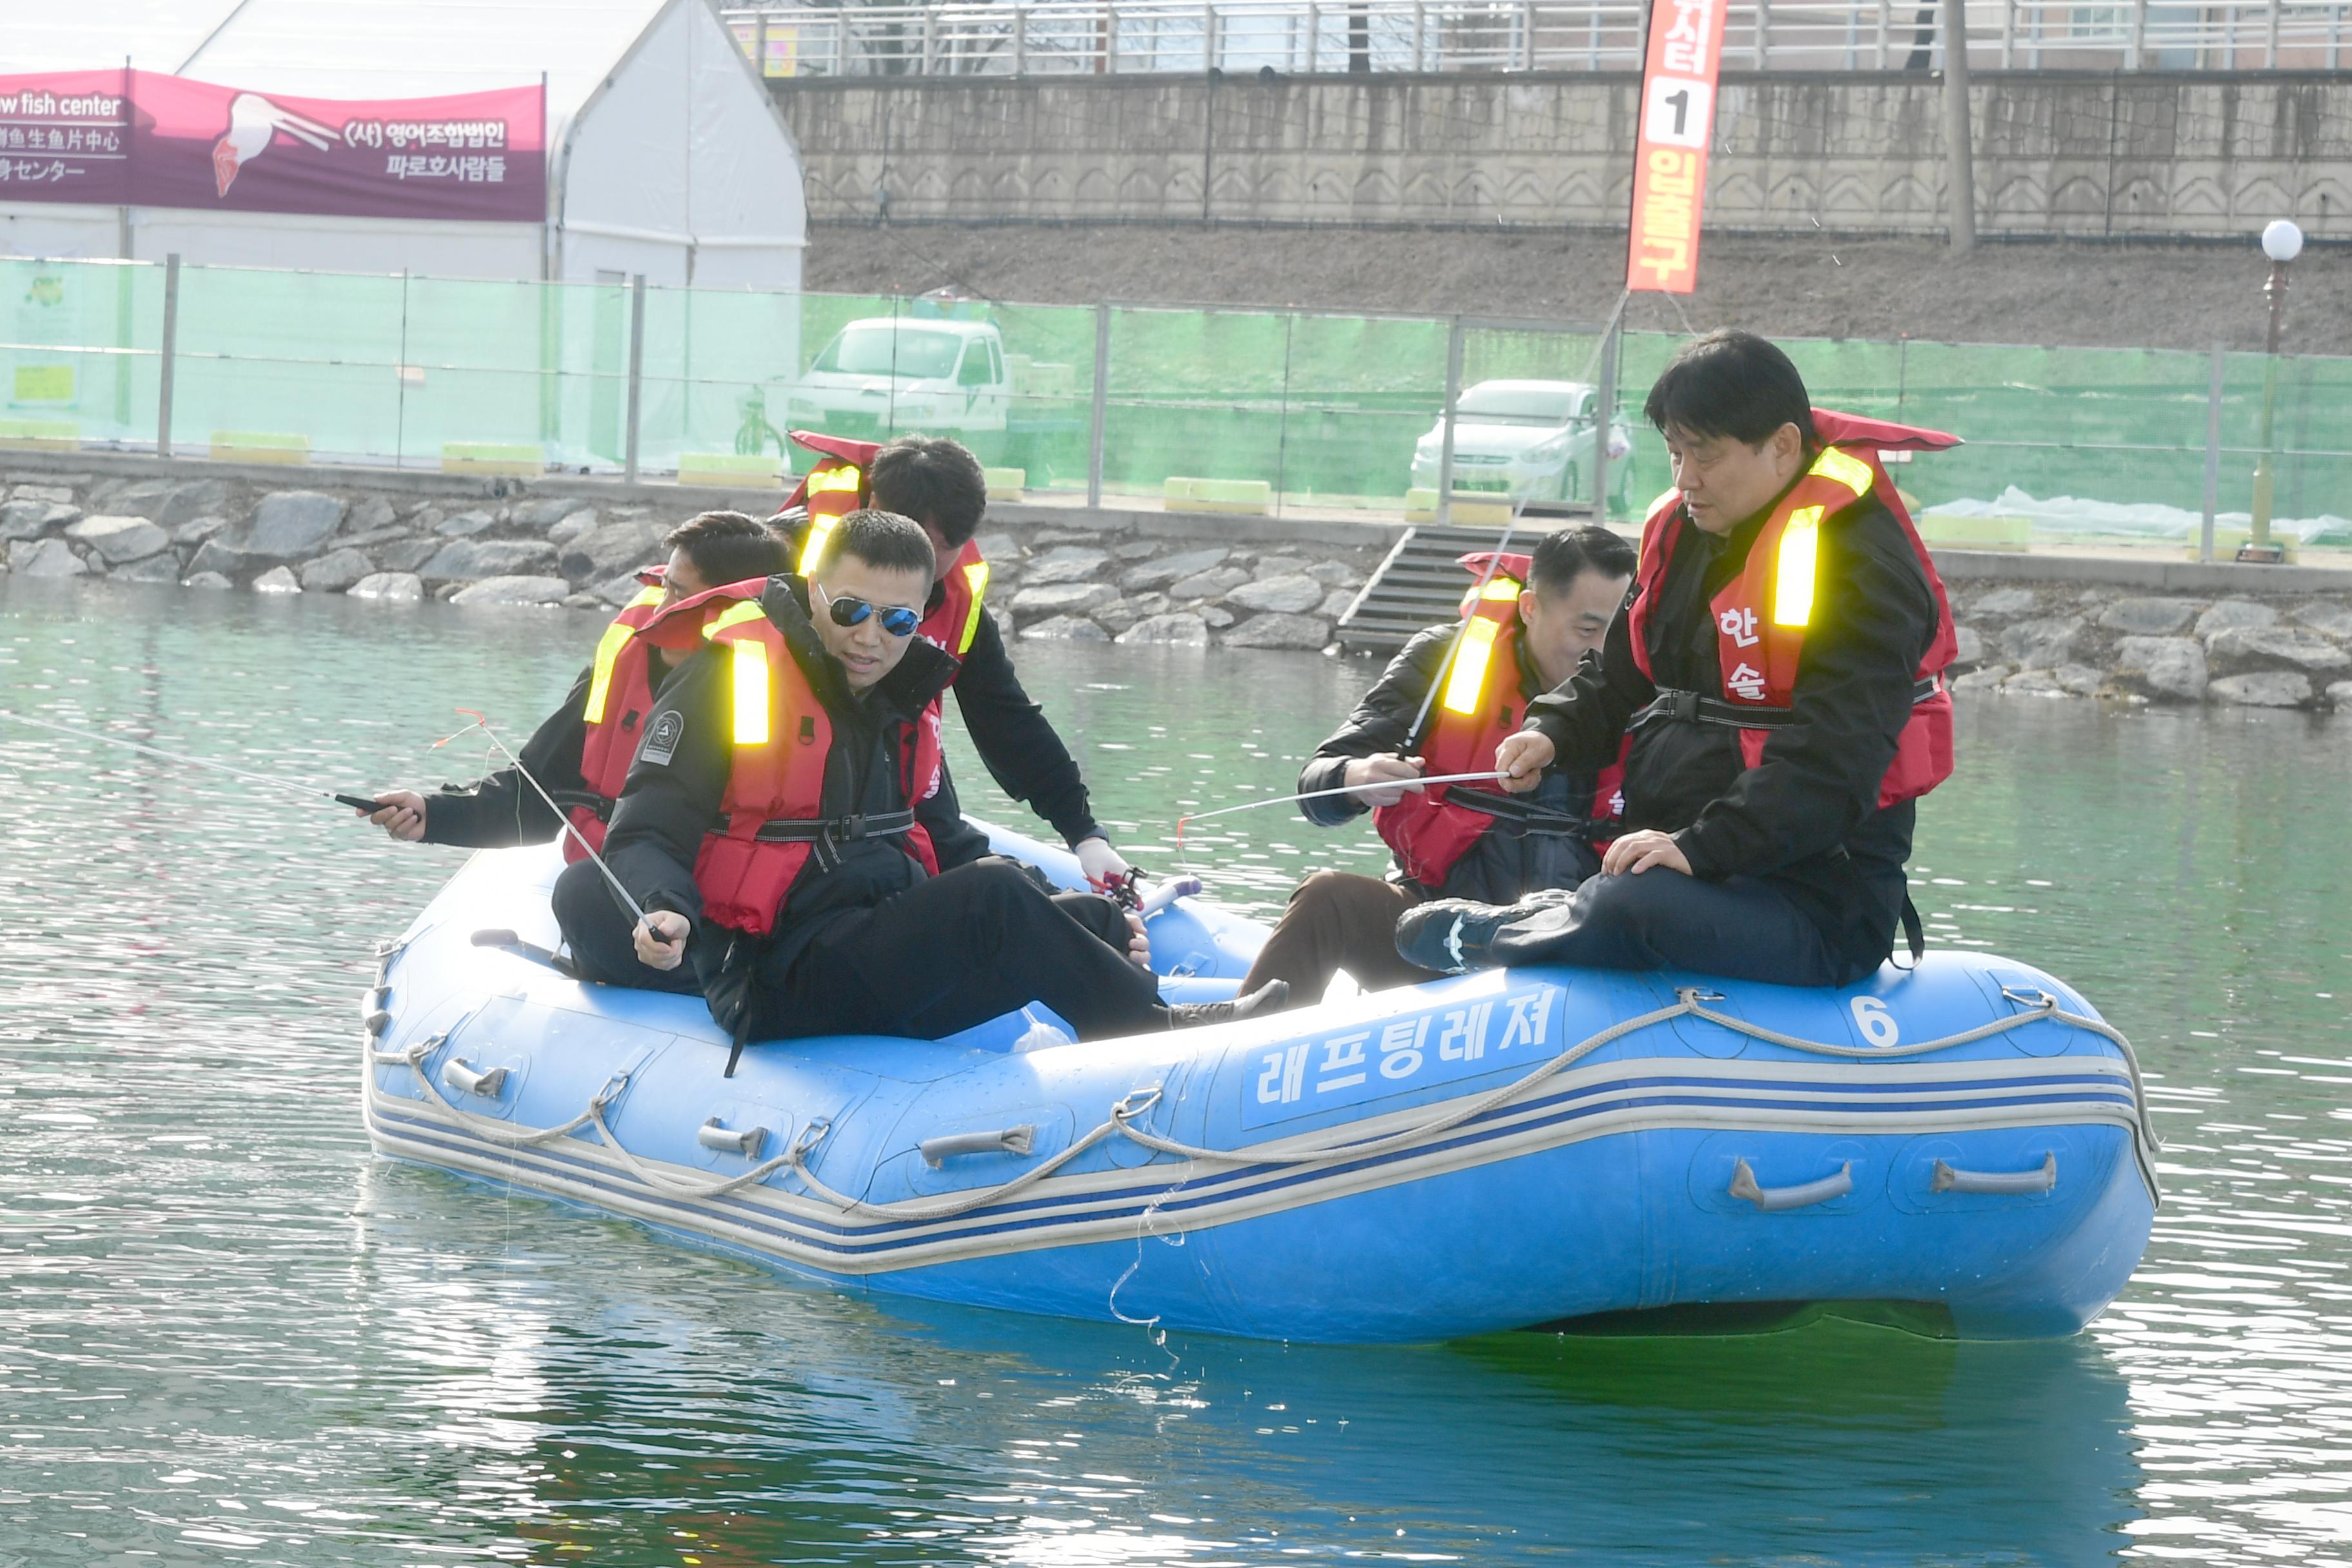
[373,984,2161,1221]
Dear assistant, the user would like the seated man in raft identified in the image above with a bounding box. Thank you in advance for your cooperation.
[564,507,1289,1057]
[1237,525,1634,1006]
[1396,329,1959,986]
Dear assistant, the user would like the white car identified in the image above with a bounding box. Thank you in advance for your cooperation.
[785,317,1010,454]
[1411,379,1637,508]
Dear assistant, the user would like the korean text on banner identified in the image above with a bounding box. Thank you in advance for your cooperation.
[0,69,544,224]
[1624,0,1727,295]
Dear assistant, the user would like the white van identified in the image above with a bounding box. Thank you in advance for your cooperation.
[785,318,1010,454]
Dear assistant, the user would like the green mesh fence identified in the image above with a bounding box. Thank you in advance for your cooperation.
[3,253,2348,553]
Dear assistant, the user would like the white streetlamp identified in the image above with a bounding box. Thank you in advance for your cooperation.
[2244,218,2304,564]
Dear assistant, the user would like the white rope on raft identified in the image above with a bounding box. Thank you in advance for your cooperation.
[375,985,2160,1221]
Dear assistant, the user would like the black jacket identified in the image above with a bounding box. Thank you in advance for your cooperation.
[779,514,1101,855]
[1523,480,1940,974]
[1298,624,1602,904]
[599,574,960,1030]
[418,668,590,848]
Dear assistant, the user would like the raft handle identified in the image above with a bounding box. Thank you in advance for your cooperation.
[1933,1153,2057,1195]
[442,1058,508,1099]
[922,1124,1036,1168]
[698,1118,769,1158]
[1729,1158,1852,1212]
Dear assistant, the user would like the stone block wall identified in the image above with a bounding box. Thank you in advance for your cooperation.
[776,71,2352,240]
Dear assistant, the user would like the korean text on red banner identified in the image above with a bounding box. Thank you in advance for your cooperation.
[1624,0,1726,295]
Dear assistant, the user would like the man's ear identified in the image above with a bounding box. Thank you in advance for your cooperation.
[1772,422,1805,467]
[1518,587,1540,626]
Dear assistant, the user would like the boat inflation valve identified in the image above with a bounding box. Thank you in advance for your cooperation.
[441,1058,509,1099]
[921,1124,1037,1168]
[697,1118,769,1157]
[1729,1158,1853,1212]
[1932,1153,2057,1195]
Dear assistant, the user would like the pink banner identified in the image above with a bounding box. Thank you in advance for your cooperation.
[0,69,545,222]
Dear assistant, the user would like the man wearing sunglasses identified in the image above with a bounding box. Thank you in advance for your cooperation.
[781,435,1132,889]
[360,510,787,859]
[571,507,1286,1053]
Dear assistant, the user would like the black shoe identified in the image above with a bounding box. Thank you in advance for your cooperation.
[1169,979,1290,1029]
[1396,890,1572,975]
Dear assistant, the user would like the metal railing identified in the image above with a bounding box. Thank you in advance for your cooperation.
[722,0,2350,76]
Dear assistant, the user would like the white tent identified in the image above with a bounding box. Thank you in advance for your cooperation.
[0,0,806,290]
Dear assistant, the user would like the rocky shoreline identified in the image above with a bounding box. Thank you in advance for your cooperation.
[6,466,2351,710]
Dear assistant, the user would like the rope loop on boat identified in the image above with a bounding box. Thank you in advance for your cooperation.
[374,982,2159,1221]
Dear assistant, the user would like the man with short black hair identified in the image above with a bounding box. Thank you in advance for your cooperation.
[780,432,1130,887]
[1396,330,1959,987]
[569,508,1286,1048]
[1238,525,1634,1004]
[362,509,789,852]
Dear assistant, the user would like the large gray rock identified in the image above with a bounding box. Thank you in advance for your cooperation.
[1317,589,1357,619]
[1092,598,1147,636]
[117,554,181,584]
[2210,671,2311,708]
[1,498,77,539]
[2197,599,2279,640]
[977,531,1026,562]
[1966,587,2039,618]
[436,509,498,538]
[8,537,85,576]
[1017,614,1111,642]
[1950,664,2012,692]
[6,483,74,505]
[2328,679,2352,709]
[2000,669,2076,698]
[173,514,230,546]
[1950,625,1985,666]
[1115,612,1210,646]
[1119,547,1230,591]
[2000,615,2083,670]
[182,571,233,590]
[2053,663,2106,696]
[1170,565,1253,601]
[1223,612,1331,650]
[1010,582,1118,616]
[2207,625,2351,672]
[1253,554,1311,578]
[452,574,571,607]
[593,571,645,607]
[1228,574,1327,614]
[349,496,397,534]
[420,538,558,583]
[2097,596,2197,636]
[1025,546,1110,586]
[1112,539,1162,562]
[155,478,231,530]
[348,572,425,602]
[512,496,593,529]
[63,514,168,563]
[186,539,247,578]
[251,565,302,593]
[378,538,439,573]
[299,547,376,593]
[2112,636,2208,701]
[2293,602,2352,640]
[547,513,598,546]
[1305,560,1364,588]
[235,491,347,558]
[558,519,666,582]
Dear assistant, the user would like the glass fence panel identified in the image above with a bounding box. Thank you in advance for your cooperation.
[173,264,405,461]
[1454,323,1613,514]
[0,257,160,451]
[1281,312,1450,512]
[398,273,573,469]
[1102,304,1291,506]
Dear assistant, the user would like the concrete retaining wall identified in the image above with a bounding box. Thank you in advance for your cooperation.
[775,71,2352,240]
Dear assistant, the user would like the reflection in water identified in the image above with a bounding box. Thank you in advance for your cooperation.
[1,579,2346,1563]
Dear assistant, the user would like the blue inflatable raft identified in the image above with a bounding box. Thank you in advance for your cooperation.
[362,827,2157,1343]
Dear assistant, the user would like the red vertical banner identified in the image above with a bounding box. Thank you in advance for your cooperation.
[1625,0,1727,295]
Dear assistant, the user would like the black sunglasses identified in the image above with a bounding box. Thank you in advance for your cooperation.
[818,585,921,639]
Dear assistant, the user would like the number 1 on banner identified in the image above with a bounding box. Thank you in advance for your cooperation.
[1625,0,1727,295]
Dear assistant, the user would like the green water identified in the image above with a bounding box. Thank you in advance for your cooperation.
[2,577,2348,1567]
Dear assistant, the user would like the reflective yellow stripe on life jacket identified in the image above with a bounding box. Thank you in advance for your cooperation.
[582,585,666,724]
[956,560,990,654]
[731,639,770,746]
[1810,444,1874,498]
[1440,575,1520,715]
[1772,505,1823,628]
[794,464,865,574]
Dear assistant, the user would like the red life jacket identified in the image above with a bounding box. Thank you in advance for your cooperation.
[1372,553,1598,888]
[564,576,671,862]
[1624,409,1959,809]
[658,591,943,937]
[779,430,877,558]
[919,537,994,659]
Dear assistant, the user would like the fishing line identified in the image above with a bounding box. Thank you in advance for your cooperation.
[1173,770,1509,859]
[437,709,652,930]
[0,709,380,810]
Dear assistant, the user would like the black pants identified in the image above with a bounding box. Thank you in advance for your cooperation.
[1484,868,1863,988]
[551,857,705,994]
[752,860,1166,1043]
[554,856,1166,1042]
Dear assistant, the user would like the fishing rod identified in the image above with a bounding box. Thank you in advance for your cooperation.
[1174,769,1509,848]
[0,709,382,812]
[438,708,652,934]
